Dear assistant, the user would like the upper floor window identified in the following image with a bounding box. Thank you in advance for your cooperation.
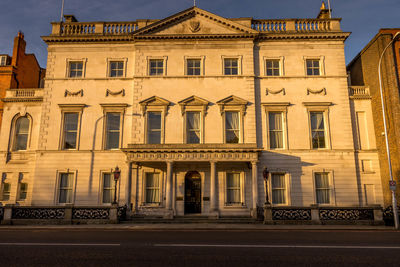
[58,173,74,204]
[109,61,124,77]
[186,111,201,144]
[306,59,320,76]
[62,113,79,149]
[147,111,162,144]
[268,112,283,149]
[186,59,201,75]
[105,113,121,150]
[68,61,83,78]
[13,116,30,151]
[0,55,8,66]
[310,112,326,149]
[224,58,238,75]
[225,111,240,144]
[149,59,164,76]
[266,60,280,76]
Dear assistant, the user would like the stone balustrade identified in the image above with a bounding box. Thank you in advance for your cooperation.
[251,18,341,32]
[349,86,371,99]
[3,88,44,102]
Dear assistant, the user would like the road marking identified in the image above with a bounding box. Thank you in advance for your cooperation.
[154,244,400,249]
[0,243,120,246]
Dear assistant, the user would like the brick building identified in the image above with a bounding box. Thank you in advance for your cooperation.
[0,32,45,127]
[347,29,400,208]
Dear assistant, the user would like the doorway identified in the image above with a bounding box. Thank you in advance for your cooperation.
[184,171,201,214]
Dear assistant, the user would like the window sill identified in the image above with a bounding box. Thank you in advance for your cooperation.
[141,203,162,208]
[224,204,247,209]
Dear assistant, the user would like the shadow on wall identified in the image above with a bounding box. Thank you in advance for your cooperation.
[259,151,315,206]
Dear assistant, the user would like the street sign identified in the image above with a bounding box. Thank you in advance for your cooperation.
[389,180,397,191]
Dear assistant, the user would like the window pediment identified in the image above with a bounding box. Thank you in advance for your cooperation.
[178,95,210,114]
[217,95,248,114]
[139,96,171,114]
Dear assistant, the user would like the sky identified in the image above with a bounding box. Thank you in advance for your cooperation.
[0,0,399,68]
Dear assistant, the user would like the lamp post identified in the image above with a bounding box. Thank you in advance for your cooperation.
[263,168,270,205]
[113,166,121,205]
[378,32,400,229]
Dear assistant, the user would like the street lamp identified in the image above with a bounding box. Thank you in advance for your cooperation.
[378,31,400,229]
[263,168,270,205]
[112,166,121,205]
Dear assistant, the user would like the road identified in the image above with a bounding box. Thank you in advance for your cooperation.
[0,229,399,266]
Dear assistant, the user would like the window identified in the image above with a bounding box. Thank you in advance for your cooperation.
[266,60,280,76]
[102,173,114,204]
[225,111,240,143]
[58,173,73,204]
[105,113,121,150]
[18,182,28,201]
[13,116,29,151]
[109,61,124,77]
[186,111,201,144]
[310,112,326,149]
[149,59,164,76]
[145,173,160,204]
[315,172,330,204]
[68,61,83,78]
[361,159,373,173]
[62,113,79,149]
[0,56,7,66]
[306,59,320,76]
[224,58,238,75]
[186,59,201,75]
[147,112,162,144]
[1,182,11,201]
[268,112,283,149]
[271,173,286,204]
[226,173,241,204]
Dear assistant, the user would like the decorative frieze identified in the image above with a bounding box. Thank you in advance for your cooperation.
[125,151,259,162]
[272,208,312,220]
[266,88,285,96]
[307,88,326,95]
[319,208,374,220]
[106,89,125,97]
[65,89,83,97]
[11,208,65,220]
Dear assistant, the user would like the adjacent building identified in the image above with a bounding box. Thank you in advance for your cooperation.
[347,29,400,209]
[0,5,384,220]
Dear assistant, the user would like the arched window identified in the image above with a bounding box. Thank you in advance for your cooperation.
[13,116,30,151]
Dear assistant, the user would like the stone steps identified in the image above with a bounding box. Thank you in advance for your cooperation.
[122,216,259,224]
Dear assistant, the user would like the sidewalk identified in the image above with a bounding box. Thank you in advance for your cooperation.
[0,223,396,231]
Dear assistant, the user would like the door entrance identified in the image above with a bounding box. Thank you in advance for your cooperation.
[184,171,201,214]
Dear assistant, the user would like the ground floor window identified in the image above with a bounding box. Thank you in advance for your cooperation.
[315,172,330,204]
[18,182,28,201]
[1,182,11,201]
[102,173,114,204]
[58,173,74,204]
[145,173,160,204]
[271,173,286,204]
[226,172,241,204]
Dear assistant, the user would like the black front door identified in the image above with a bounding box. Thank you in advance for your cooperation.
[184,171,201,214]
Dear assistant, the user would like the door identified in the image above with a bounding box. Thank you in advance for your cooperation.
[184,171,201,214]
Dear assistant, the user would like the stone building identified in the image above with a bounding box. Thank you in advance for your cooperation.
[0,5,385,221]
[0,32,45,127]
[347,29,400,208]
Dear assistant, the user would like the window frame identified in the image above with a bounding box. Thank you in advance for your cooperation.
[146,110,164,144]
[264,56,284,77]
[183,109,205,144]
[303,56,325,76]
[147,56,168,76]
[184,56,205,76]
[99,171,116,205]
[55,170,77,205]
[263,103,289,150]
[303,102,332,150]
[313,171,335,206]
[107,58,127,78]
[142,170,162,206]
[58,104,85,151]
[100,104,127,150]
[221,55,242,76]
[17,172,28,202]
[1,178,11,202]
[224,171,245,207]
[223,110,242,144]
[268,172,291,206]
[66,58,87,78]
[10,114,32,152]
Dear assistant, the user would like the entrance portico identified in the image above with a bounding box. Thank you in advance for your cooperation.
[123,144,260,218]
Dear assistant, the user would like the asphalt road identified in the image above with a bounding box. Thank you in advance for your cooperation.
[0,229,399,266]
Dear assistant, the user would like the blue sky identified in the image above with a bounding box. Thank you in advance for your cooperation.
[1,0,399,67]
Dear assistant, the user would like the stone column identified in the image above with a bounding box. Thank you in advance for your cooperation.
[125,162,133,212]
[165,161,174,219]
[251,161,259,219]
[209,161,218,217]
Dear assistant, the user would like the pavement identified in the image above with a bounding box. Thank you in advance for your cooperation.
[0,222,396,231]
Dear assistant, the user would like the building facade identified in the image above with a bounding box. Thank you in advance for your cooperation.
[347,29,400,209]
[0,5,384,220]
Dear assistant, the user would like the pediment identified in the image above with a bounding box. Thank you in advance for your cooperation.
[134,7,257,37]
[139,95,171,106]
[217,95,248,113]
[178,95,210,106]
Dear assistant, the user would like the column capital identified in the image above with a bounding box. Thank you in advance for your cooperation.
[251,160,259,165]
[209,160,217,165]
